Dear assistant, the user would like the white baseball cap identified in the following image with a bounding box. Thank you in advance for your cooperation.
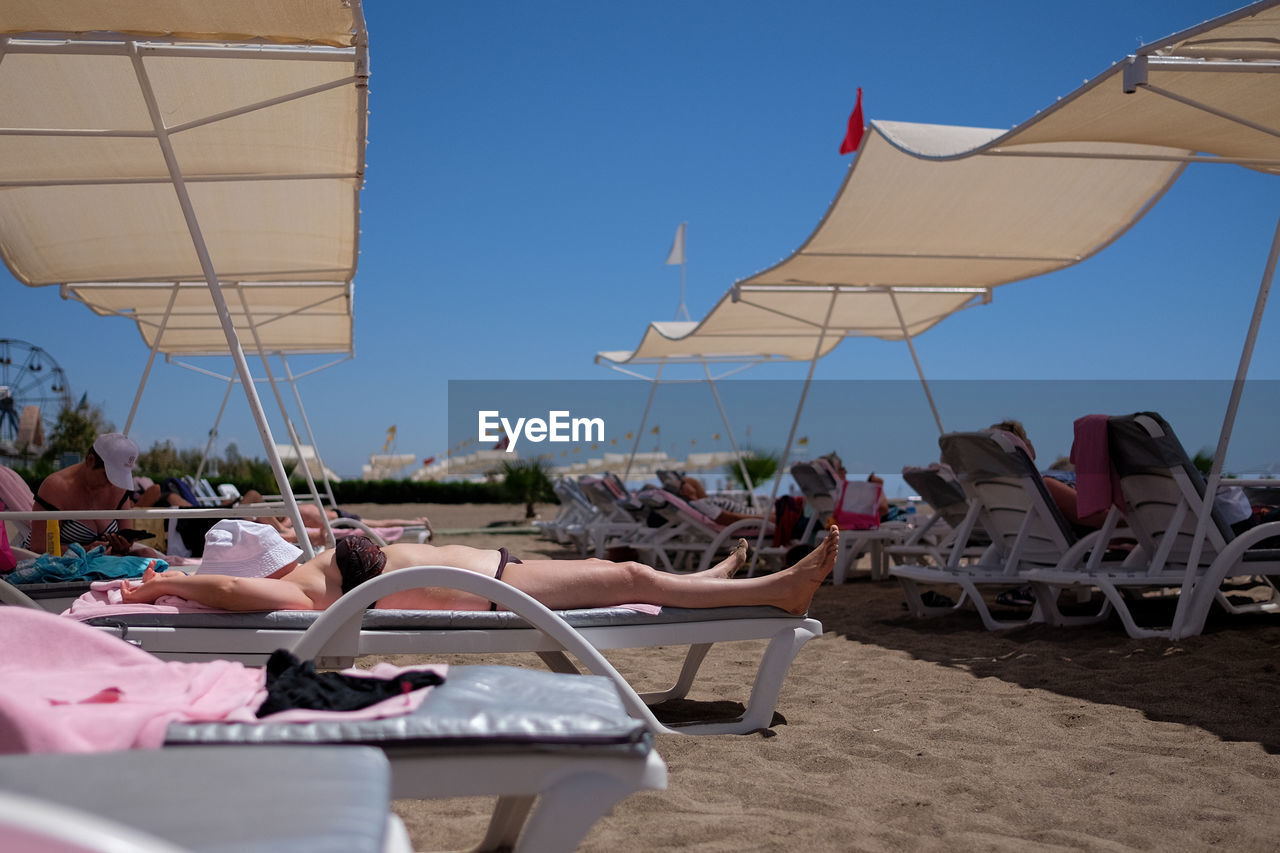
[93,433,139,491]
[197,520,303,579]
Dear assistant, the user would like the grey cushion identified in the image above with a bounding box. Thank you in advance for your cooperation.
[0,746,391,853]
[166,665,652,757]
[86,603,792,630]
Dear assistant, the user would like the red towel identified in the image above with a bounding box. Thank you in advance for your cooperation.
[1071,414,1125,518]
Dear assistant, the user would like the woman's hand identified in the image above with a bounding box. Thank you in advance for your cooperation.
[119,564,163,603]
[100,532,133,556]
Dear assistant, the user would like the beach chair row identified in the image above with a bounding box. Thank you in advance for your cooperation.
[887,412,1280,640]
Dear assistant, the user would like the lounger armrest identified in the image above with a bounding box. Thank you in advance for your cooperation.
[289,566,669,734]
[0,578,41,609]
[0,791,188,853]
[329,518,389,546]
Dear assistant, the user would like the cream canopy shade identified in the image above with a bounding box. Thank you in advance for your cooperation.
[0,3,365,292]
[63,281,353,357]
[602,1,1280,366]
[0,2,370,559]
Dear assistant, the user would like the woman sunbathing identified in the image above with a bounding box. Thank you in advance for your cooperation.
[119,519,840,616]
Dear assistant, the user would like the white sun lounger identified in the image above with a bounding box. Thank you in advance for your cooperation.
[0,746,414,853]
[891,430,1121,631]
[1,608,666,853]
[1023,412,1280,639]
[72,566,822,736]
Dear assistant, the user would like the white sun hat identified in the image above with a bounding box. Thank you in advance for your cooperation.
[93,433,139,491]
[197,520,302,578]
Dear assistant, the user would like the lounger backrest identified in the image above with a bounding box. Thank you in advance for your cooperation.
[901,466,969,529]
[637,489,722,530]
[0,465,34,546]
[1106,412,1233,568]
[939,431,1076,569]
[790,460,839,518]
[579,477,634,521]
[655,470,685,492]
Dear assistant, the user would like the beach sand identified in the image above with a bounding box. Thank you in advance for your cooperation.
[345,502,1280,852]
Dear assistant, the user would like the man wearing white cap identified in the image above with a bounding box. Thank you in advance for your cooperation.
[29,433,142,556]
[120,518,844,616]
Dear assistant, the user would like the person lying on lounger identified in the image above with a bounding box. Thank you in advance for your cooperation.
[675,476,774,526]
[254,504,433,546]
[118,519,840,616]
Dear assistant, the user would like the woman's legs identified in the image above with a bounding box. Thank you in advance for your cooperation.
[498,527,839,615]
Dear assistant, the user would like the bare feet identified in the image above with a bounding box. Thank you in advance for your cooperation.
[704,538,749,578]
[777,526,840,615]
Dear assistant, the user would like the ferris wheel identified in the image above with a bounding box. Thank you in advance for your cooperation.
[0,339,72,447]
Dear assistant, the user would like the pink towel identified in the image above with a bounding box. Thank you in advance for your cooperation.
[62,580,234,621]
[0,609,442,754]
[1071,414,1125,518]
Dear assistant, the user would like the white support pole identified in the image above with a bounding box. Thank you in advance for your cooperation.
[623,360,665,485]
[281,353,339,508]
[234,290,334,551]
[677,259,690,321]
[701,360,755,502]
[123,283,179,436]
[195,376,237,481]
[127,42,313,558]
[888,289,945,434]
[746,291,839,576]
[1177,214,1280,630]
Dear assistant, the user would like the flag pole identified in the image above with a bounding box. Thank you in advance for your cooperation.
[667,222,690,321]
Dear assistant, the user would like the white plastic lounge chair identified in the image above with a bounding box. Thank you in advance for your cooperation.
[790,460,908,583]
[886,465,990,568]
[578,475,647,556]
[0,746,414,853]
[890,430,1120,631]
[1023,412,1280,639]
[68,566,822,736]
[1,607,666,853]
[626,489,783,574]
[534,477,596,550]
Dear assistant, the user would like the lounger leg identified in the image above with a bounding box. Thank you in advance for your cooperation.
[895,576,959,619]
[636,643,711,704]
[1096,580,1171,639]
[669,623,819,735]
[476,795,535,851]
[514,758,665,853]
[535,650,581,675]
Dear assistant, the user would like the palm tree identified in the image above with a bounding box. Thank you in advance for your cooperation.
[724,450,779,492]
[500,458,555,519]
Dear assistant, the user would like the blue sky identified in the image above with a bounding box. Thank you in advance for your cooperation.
[5,0,1278,480]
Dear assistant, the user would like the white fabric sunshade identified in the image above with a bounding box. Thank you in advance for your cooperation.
[64,281,353,357]
[0,1,366,326]
[602,1,1280,366]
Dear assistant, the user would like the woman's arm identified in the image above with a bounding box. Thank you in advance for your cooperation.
[120,568,316,611]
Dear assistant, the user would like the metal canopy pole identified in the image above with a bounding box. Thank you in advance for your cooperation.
[623,359,665,484]
[888,289,945,434]
[128,42,313,558]
[1175,214,1280,637]
[280,353,339,508]
[701,360,755,502]
[194,375,237,481]
[234,289,334,551]
[123,283,180,436]
[746,291,840,576]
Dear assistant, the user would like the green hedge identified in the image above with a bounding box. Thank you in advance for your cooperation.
[8,469,529,507]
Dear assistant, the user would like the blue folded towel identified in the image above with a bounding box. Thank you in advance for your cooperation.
[7,544,168,585]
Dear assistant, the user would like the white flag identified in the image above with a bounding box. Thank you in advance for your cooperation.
[665,222,686,265]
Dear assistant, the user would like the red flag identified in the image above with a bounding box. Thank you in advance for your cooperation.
[839,87,864,155]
